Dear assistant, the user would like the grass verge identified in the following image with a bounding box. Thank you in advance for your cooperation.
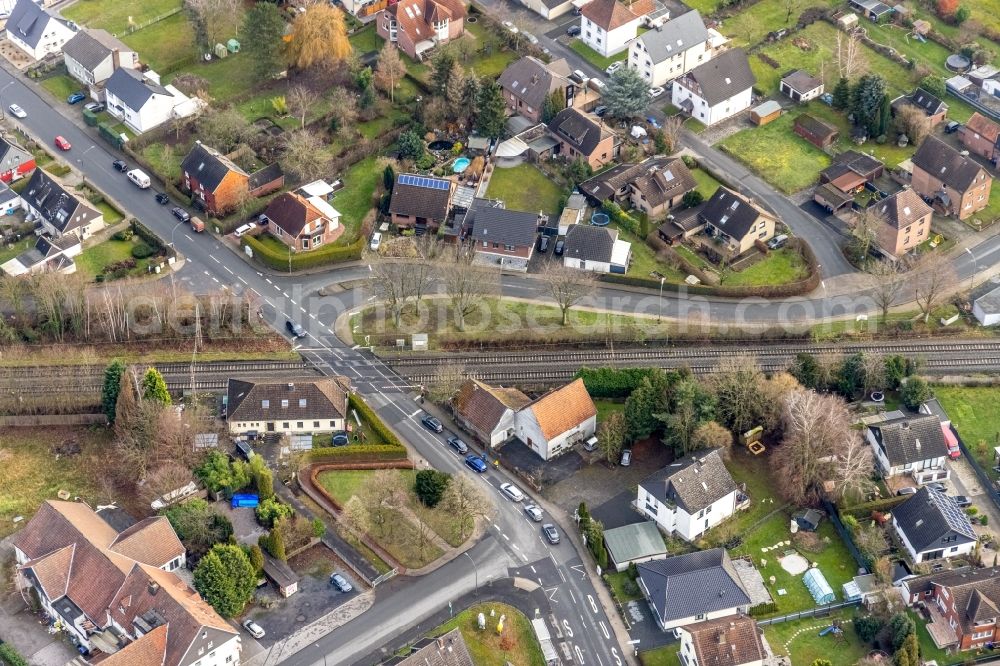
[430,602,544,666]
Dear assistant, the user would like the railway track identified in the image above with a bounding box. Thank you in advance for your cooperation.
[0,360,310,379]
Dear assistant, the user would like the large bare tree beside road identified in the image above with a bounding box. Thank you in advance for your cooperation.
[440,475,494,539]
[439,251,500,331]
[541,263,596,326]
[914,254,955,322]
[869,260,904,323]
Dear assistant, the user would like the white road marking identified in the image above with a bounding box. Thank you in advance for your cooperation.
[574,645,585,665]
[265,278,272,284]
[300,307,307,314]
[587,595,598,614]
[598,621,609,639]
[224,266,233,274]
[238,276,247,285]
[211,256,220,263]
[530,565,536,573]
[309,313,317,320]
[611,648,622,666]
[502,533,510,541]
[562,619,574,638]
[569,590,577,605]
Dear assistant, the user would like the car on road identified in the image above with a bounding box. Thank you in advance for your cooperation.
[84,102,105,113]
[896,487,917,496]
[500,482,525,502]
[554,239,565,256]
[171,207,190,222]
[54,136,71,151]
[447,435,468,454]
[66,91,86,105]
[112,159,128,172]
[242,619,265,639]
[524,504,543,522]
[285,319,306,338]
[566,25,581,36]
[421,414,443,433]
[155,192,170,205]
[649,86,665,98]
[542,524,560,544]
[465,454,488,473]
[927,482,947,493]
[502,20,518,33]
[537,235,549,252]
[329,573,353,592]
[7,104,25,118]
[953,495,972,508]
[331,432,349,446]
[606,61,622,75]
[620,449,632,466]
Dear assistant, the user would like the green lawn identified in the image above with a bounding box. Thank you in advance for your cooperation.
[122,12,197,73]
[334,156,381,242]
[40,75,82,102]
[680,0,724,14]
[639,647,680,666]
[690,167,722,199]
[318,469,419,505]
[762,610,870,666]
[349,26,382,54]
[718,112,832,193]
[141,142,187,183]
[431,603,545,666]
[612,222,685,282]
[568,40,627,71]
[594,399,624,423]
[604,570,643,602]
[722,248,809,286]
[168,52,259,104]
[0,235,32,265]
[486,164,565,216]
[934,386,1000,479]
[720,0,841,47]
[972,185,1000,228]
[63,0,181,34]
[75,238,154,281]
[703,449,785,549]
[95,201,124,224]
[674,243,714,273]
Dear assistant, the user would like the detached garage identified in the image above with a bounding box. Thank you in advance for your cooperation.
[604,522,668,572]
[974,285,1000,325]
[563,224,632,274]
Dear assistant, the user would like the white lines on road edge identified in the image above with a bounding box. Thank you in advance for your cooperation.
[587,595,598,614]
[238,276,247,285]
[265,278,272,284]
[501,533,510,541]
[598,621,609,640]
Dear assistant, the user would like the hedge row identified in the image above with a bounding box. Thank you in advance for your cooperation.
[748,601,778,617]
[242,233,365,271]
[130,218,174,258]
[306,445,408,463]
[575,367,663,398]
[839,495,908,520]
[0,644,29,666]
[348,392,406,450]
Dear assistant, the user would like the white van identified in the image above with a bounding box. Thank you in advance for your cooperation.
[369,232,382,251]
[126,169,150,189]
[234,223,255,237]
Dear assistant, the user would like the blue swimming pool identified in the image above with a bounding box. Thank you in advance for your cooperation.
[453,157,471,173]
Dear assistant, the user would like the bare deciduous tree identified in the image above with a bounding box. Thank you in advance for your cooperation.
[439,250,500,331]
[426,361,466,403]
[281,129,332,182]
[141,462,196,505]
[835,434,876,501]
[870,260,905,323]
[848,206,883,264]
[359,469,407,537]
[836,30,868,80]
[597,411,626,464]
[541,263,596,326]
[440,474,494,539]
[894,105,931,146]
[374,42,405,103]
[860,350,886,395]
[660,115,683,154]
[691,421,733,458]
[287,85,317,130]
[914,254,954,322]
[186,0,242,49]
[757,371,801,433]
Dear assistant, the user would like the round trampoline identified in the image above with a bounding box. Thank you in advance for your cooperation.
[946,54,971,72]
[591,213,610,226]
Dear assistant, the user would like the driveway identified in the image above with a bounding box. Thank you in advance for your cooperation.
[946,456,1000,554]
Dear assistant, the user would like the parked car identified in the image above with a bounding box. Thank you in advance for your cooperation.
[171,207,190,222]
[7,103,25,118]
[606,61,623,75]
[767,234,789,250]
[583,435,598,451]
[523,32,538,44]
[329,573,353,592]
[896,487,917,496]
[593,105,608,118]
[126,169,151,189]
[370,232,382,251]
[421,414,443,433]
[112,159,128,172]
[524,504,543,522]
[620,449,632,466]
[331,432,349,446]
[465,454,488,473]
[500,482,525,502]
[648,86,665,98]
[66,92,86,105]
[242,619,265,639]
[944,121,961,134]
[84,102,104,113]
[54,136,71,151]
[554,239,565,256]
[953,495,972,508]
[234,223,255,237]
[155,192,170,205]
[537,235,549,253]
[542,523,560,544]
[566,25,581,36]
[446,435,468,454]
[285,319,306,338]
[571,68,587,82]
[502,20,518,33]
[927,482,948,493]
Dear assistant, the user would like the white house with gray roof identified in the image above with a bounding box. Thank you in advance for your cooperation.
[671,48,755,126]
[636,448,739,541]
[562,224,631,274]
[637,548,751,632]
[865,413,951,485]
[105,68,198,134]
[5,0,76,61]
[62,29,138,95]
[627,10,711,87]
[892,487,977,563]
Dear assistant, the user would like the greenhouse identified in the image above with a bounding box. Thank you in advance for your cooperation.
[803,567,835,605]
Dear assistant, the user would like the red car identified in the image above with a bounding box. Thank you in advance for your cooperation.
[54,136,71,151]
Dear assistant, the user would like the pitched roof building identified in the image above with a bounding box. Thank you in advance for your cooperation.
[392,628,475,666]
[672,48,755,126]
[548,107,617,170]
[375,0,466,60]
[900,567,1000,651]
[498,56,571,123]
[105,68,198,134]
[866,413,951,483]
[467,201,542,272]
[780,69,824,103]
[678,615,767,666]
[389,173,455,228]
[872,188,932,259]
[698,187,776,257]
[911,136,992,220]
[21,167,103,240]
[628,11,712,88]
[62,28,137,89]
[794,113,839,149]
[562,224,632,274]
[181,142,284,216]
[263,191,343,252]
[452,379,532,448]
[0,135,35,183]
[961,111,1000,163]
[892,87,948,125]
[6,0,76,61]
[892,487,977,563]
[226,377,351,436]
[580,157,696,215]
[580,0,654,57]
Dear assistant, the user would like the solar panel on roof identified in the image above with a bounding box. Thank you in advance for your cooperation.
[399,174,449,190]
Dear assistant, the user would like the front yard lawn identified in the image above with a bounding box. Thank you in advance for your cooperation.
[605,570,643,602]
[615,223,685,282]
[63,0,181,34]
[690,167,722,199]
[486,163,565,216]
[718,112,831,193]
[75,237,157,281]
[722,248,809,287]
[141,142,188,183]
[40,74,82,101]
[568,40,627,71]
[639,647,680,666]
[934,386,1000,479]
[431,602,544,666]
[95,201,124,224]
[121,12,196,73]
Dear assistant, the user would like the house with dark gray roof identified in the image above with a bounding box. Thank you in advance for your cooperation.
[547,107,618,170]
[911,136,992,220]
[105,68,198,134]
[5,0,76,61]
[181,142,284,216]
[389,173,455,229]
[627,11,713,88]
[899,566,1000,651]
[498,56,572,124]
[21,168,103,241]
[780,69,824,103]
[226,377,351,437]
[892,87,949,126]
[636,449,740,541]
[463,199,541,272]
[62,28,137,92]
[865,413,952,484]
[637,548,752,631]
[0,136,34,183]
[698,187,777,257]
[671,48,755,126]
[580,156,696,217]
[892,487,977,563]
[563,224,631,274]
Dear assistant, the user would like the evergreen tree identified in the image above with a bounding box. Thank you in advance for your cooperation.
[475,80,507,138]
[248,544,265,575]
[430,49,456,96]
[900,377,933,410]
[383,164,395,192]
[192,544,257,618]
[850,73,887,136]
[242,3,287,81]
[791,352,822,389]
[624,373,671,442]
[603,66,650,119]
[101,359,126,424]
[832,77,851,110]
[460,72,481,130]
[875,93,891,138]
[414,469,451,507]
[141,368,171,405]
[445,60,465,121]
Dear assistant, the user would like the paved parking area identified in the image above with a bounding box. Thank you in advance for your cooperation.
[500,439,584,486]
[218,501,267,546]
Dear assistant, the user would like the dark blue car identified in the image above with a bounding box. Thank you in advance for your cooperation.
[465,455,487,473]
[67,92,86,104]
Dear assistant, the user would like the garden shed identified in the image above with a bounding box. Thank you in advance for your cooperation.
[803,567,835,604]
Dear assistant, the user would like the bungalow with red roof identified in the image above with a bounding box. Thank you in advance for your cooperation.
[263,190,343,251]
[376,0,466,61]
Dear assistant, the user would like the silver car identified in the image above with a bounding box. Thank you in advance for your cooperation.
[524,504,543,522]
[242,619,265,639]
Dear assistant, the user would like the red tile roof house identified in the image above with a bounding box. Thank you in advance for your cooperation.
[911,136,992,220]
[899,566,1000,652]
[960,112,1000,164]
[262,191,344,251]
[14,500,241,666]
[181,142,284,217]
[376,0,466,61]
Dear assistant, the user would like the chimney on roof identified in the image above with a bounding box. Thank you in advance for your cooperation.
[717,631,726,645]
[148,580,159,596]
[288,382,294,391]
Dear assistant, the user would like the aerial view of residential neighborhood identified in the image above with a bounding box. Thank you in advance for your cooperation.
[10,0,1000,664]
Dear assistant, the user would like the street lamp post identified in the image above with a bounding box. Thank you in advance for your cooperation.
[966,247,977,291]
[657,276,665,323]
[463,551,478,593]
